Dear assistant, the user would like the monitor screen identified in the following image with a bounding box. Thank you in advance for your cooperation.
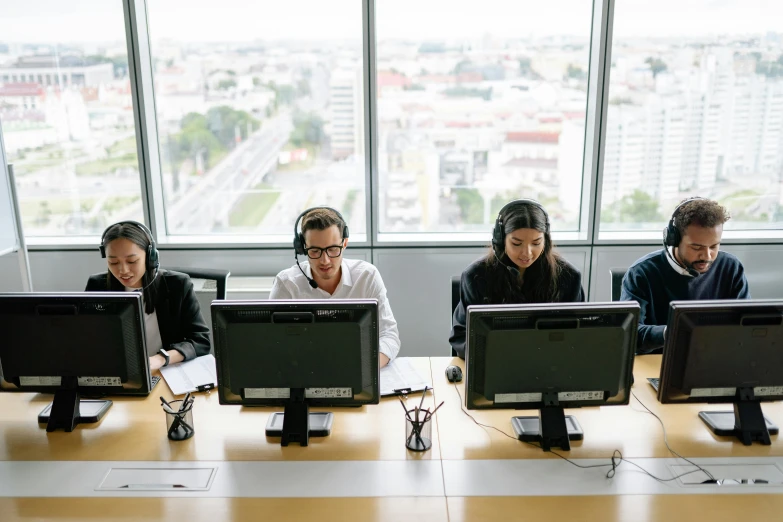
[658,299,783,445]
[211,299,380,446]
[465,301,639,450]
[0,292,152,431]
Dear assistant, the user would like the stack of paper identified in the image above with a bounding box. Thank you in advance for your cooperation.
[159,354,217,396]
[380,357,431,396]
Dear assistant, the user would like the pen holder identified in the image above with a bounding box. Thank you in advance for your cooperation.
[405,412,432,452]
[165,400,195,441]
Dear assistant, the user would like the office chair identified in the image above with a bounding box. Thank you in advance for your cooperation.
[168,267,231,355]
[609,268,627,302]
[450,275,460,356]
[168,267,231,300]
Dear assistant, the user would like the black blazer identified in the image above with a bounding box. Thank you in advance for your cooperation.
[85,269,210,361]
[449,258,586,359]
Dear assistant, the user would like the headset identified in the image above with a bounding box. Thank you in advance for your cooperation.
[491,199,549,274]
[99,221,160,288]
[293,207,350,289]
[662,197,706,278]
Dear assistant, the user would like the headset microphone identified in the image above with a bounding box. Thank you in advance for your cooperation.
[296,258,319,289]
[492,249,520,276]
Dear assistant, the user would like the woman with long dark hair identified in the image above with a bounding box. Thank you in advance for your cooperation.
[85,221,210,371]
[449,200,585,358]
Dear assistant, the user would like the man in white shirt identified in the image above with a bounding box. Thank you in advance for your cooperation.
[269,207,400,367]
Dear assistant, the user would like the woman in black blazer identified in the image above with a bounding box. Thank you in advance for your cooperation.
[86,221,210,371]
[449,200,585,359]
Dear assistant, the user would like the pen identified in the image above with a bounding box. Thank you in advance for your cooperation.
[424,401,445,422]
[418,386,428,412]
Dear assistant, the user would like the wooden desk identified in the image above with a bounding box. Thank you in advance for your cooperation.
[3,356,783,522]
[0,358,438,462]
[431,355,783,460]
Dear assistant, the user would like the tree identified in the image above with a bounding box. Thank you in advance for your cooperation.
[602,190,663,223]
[456,189,484,224]
[216,79,237,90]
[567,64,586,80]
[645,57,667,79]
[290,111,324,147]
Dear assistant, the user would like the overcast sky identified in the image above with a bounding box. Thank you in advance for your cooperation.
[0,0,780,44]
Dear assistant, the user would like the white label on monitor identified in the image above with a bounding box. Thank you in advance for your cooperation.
[495,393,542,403]
[245,388,290,399]
[691,387,736,397]
[305,387,353,399]
[557,391,604,401]
[755,386,783,396]
[77,376,121,387]
[20,376,62,386]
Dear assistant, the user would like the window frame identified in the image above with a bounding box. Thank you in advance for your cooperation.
[16,0,783,249]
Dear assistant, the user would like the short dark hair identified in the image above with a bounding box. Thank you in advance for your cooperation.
[301,208,345,236]
[675,198,731,236]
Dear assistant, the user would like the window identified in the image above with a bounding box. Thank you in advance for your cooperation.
[0,1,144,239]
[599,0,783,238]
[146,0,367,240]
[375,0,594,237]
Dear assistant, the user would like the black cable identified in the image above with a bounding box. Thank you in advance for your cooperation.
[452,381,714,483]
[631,390,716,481]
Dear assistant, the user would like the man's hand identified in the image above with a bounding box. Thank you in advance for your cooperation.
[380,353,390,368]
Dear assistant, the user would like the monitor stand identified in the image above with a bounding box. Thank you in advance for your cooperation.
[264,388,334,447]
[512,405,584,451]
[698,388,777,446]
[41,378,112,432]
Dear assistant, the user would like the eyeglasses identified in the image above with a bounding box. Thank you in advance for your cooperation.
[305,245,344,259]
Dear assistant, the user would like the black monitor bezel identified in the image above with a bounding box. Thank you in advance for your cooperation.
[658,298,783,405]
[0,292,152,396]
[211,298,380,408]
[465,301,639,410]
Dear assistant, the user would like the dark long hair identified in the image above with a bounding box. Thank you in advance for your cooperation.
[101,223,158,314]
[483,201,564,304]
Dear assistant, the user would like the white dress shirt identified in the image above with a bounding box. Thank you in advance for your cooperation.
[126,286,163,357]
[269,258,401,361]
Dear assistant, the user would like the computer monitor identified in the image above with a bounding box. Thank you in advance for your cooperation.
[658,299,783,446]
[0,292,154,432]
[465,302,639,451]
[211,299,380,447]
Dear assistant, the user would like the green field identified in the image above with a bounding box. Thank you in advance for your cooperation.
[228,184,281,227]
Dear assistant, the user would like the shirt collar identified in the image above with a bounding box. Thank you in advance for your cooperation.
[665,247,694,277]
[304,259,353,288]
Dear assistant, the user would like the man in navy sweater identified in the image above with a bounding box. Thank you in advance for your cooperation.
[621,198,750,354]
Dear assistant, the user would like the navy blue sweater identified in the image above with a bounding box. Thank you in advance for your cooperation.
[620,249,750,355]
[449,257,585,359]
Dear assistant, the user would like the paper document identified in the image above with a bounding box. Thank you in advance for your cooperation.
[159,354,217,396]
[380,357,431,396]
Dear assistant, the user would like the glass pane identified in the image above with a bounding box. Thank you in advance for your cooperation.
[600,0,783,234]
[376,0,593,234]
[0,2,144,237]
[147,0,366,237]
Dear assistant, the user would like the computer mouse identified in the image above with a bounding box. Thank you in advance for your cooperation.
[445,365,463,383]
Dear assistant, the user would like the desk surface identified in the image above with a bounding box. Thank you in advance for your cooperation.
[431,355,783,460]
[0,358,438,462]
[3,356,783,522]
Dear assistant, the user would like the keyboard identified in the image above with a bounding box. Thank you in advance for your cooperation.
[152,375,161,388]
[647,377,660,391]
